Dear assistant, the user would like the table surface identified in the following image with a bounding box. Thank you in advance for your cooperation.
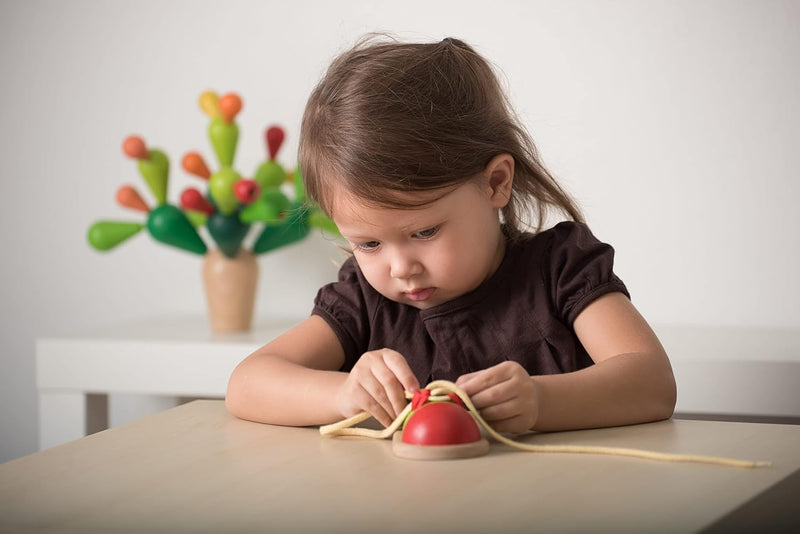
[2,401,799,533]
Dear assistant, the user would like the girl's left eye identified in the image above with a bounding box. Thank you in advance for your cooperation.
[413,226,439,239]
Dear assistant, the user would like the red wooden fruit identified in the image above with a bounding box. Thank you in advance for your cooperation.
[180,187,215,216]
[265,126,285,160]
[402,402,481,446]
[233,179,260,204]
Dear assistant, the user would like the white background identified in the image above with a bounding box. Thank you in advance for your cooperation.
[1,0,798,463]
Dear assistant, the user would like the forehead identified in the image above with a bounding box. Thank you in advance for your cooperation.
[330,183,473,233]
[332,189,431,229]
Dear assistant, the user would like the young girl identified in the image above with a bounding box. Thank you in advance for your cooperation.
[226,36,676,434]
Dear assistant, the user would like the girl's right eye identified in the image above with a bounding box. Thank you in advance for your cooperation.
[355,241,380,252]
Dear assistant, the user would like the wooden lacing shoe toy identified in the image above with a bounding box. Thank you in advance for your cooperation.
[320,380,772,467]
[392,388,490,460]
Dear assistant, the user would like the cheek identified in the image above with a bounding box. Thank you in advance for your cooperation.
[355,257,388,288]
[438,227,498,282]
[427,237,471,277]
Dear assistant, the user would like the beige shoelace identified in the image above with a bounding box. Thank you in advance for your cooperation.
[320,380,771,468]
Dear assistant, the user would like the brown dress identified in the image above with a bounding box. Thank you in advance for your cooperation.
[312,222,629,385]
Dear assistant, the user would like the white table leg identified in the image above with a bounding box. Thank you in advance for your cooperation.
[38,392,89,450]
[108,394,181,427]
[39,392,182,450]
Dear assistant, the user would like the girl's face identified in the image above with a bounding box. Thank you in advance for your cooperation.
[331,174,509,310]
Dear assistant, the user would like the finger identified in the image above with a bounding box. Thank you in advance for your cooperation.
[456,368,508,400]
[460,361,528,397]
[477,396,522,422]
[358,370,399,424]
[352,352,398,415]
[371,361,409,418]
[355,383,394,427]
[382,350,420,392]
[486,415,528,435]
[455,369,481,388]
[469,380,517,411]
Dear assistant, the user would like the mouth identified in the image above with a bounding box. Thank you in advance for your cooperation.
[404,287,436,302]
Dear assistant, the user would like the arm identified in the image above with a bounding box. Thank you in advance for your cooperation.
[533,292,676,430]
[225,315,349,426]
[456,292,676,432]
[226,315,420,427]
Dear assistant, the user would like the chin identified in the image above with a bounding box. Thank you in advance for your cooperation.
[398,297,435,310]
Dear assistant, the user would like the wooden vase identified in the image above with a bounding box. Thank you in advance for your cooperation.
[202,248,258,333]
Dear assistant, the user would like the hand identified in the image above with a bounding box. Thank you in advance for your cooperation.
[336,348,420,428]
[455,361,539,434]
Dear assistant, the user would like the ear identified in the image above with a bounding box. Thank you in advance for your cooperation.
[482,153,514,209]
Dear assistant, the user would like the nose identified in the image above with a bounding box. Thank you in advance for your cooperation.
[389,249,422,280]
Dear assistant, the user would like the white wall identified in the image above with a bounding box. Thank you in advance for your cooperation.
[1,0,798,462]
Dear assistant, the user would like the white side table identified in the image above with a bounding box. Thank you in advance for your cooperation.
[36,316,301,450]
[657,325,800,420]
[37,319,800,450]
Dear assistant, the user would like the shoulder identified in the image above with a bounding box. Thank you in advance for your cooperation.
[523,220,602,248]
[312,256,390,370]
[515,221,614,262]
[504,221,601,264]
[514,221,629,325]
[314,256,375,313]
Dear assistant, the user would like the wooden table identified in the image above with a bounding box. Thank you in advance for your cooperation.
[2,401,798,532]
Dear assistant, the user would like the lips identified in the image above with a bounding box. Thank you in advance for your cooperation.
[404,287,436,302]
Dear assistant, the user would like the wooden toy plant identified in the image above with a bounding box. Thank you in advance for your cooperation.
[322,380,771,467]
[88,91,338,332]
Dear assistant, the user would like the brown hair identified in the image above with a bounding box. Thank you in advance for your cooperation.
[299,35,583,236]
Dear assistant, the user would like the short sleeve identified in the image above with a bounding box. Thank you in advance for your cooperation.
[312,257,371,371]
[546,222,630,325]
